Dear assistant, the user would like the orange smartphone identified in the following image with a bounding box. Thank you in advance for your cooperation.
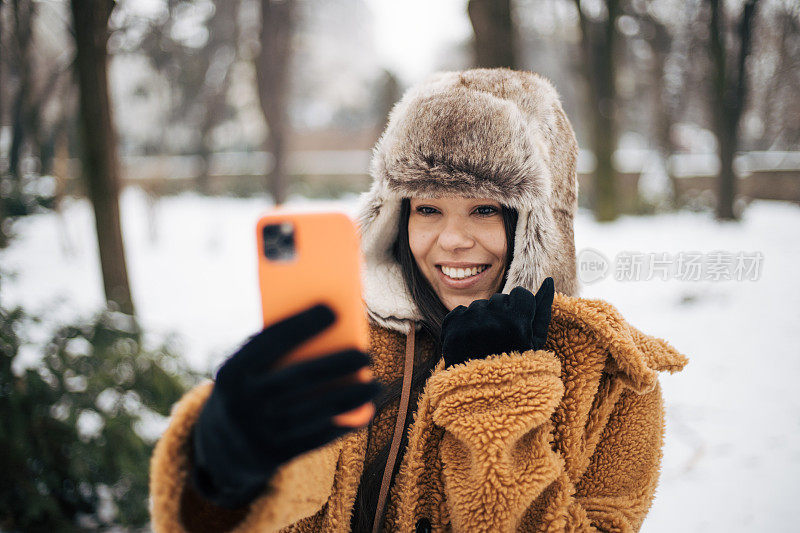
[256,210,372,427]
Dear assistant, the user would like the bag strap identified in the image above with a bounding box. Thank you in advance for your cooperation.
[372,323,415,533]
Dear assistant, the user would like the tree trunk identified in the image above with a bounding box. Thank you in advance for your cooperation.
[708,0,758,221]
[467,0,517,68]
[70,0,135,316]
[197,66,234,195]
[653,56,680,209]
[194,0,239,194]
[375,69,401,136]
[647,16,681,209]
[574,0,620,222]
[0,1,4,247]
[0,1,3,125]
[196,145,212,195]
[255,0,294,205]
[8,86,27,183]
[8,0,34,185]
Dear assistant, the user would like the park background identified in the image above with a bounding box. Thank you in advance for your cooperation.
[1,0,798,531]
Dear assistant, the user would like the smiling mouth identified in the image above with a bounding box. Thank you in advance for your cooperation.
[437,264,489,280]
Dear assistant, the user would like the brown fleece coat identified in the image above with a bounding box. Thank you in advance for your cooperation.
[149,292,687,532]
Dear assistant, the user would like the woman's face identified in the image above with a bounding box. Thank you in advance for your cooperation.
[408,196,509,311]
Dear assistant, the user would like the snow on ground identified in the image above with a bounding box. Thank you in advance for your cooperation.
[1,188,798,532]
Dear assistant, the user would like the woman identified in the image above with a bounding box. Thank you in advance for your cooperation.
[150,68,688,533]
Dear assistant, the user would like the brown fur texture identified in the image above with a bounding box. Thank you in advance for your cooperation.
[149,292,688,532]
[150,68,687,532]
[359,68,579,333]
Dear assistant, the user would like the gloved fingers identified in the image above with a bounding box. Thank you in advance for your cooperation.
[222,304,336,377]
[256,350,371,400]
[488,292,508,308]
[534,277,555,307]
[278,381,382,423]
[269,395,377,448]
[270,423,352,455]
[246,407,339,450]
[442,305,467,328]
[508,285,536,316]
[531,277,554,349]
[467,298,490,313]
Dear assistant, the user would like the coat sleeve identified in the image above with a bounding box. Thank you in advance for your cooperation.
[149,381,342,533]
[427,350,668,533]
[426,349,567,532]
[564,381,666,533]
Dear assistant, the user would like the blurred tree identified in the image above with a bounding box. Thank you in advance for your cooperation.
[7,0,34,186]
[615,0,685,210]
[0,2,4,247]
[255,0,295,205]
[573,0,621,221]
[468,0,517,68]
[608,6,669,214]
[0,1,3,121]
[374,68,401,134]
[0,1,70,247]
[134,0,241,194]
[0,297,196,530]
[646,7,682,208]
[70,0,135,315]
[708,0,759,220]
[289,0,383,132]
[194,1,239,194]
[745,1,799,150]
[0,0,4,249]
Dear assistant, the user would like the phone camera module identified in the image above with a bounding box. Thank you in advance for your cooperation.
[263,222,296,261]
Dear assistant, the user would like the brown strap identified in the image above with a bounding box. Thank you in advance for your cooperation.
[372,323,415,533]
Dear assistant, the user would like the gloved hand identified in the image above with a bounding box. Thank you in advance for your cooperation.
[441,277,555,368]
[190,304,381,508]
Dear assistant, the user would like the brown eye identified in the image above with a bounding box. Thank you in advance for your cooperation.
[416,206,439,215]
[474,205,499,216]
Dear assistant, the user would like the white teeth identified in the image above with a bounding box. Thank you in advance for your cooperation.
[441,265,488,280]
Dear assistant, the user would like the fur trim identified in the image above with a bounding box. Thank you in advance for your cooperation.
[149,298,688,531]
[357,68,580,332]
[149,381,343,533]
[551,293,689,394]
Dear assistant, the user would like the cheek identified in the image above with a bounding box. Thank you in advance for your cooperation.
[487,234,509,291]
[407,223,433,265]
[477,224,508,262]
[493,234,508,261]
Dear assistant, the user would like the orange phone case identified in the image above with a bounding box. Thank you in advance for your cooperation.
[256,210,372,426]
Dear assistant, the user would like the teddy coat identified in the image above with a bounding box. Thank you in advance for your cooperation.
[150,68,688,532]
[149,291,687,532]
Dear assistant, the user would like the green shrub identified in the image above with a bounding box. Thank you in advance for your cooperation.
[0,303,198,532]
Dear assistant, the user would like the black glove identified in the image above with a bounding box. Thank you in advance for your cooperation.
[190,304,382,508]
[441,277,555,368]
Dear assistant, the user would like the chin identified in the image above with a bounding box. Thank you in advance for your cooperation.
[429,268,506,311]
[442,292,488,311]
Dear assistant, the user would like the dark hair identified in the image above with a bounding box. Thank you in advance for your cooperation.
[350,198,518,532]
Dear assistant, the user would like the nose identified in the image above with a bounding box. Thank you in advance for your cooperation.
[437,215,474,252]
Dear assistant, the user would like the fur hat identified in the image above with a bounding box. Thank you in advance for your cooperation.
[357,68,579,333]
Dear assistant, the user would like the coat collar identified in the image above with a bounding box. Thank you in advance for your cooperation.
[551,292,688,394]
[365,291,688,395]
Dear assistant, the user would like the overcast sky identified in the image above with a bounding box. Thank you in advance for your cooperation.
[115,0,472,86]
[363,0,472,84]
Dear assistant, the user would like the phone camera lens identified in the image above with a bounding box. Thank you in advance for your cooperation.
[263,223,295,261]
